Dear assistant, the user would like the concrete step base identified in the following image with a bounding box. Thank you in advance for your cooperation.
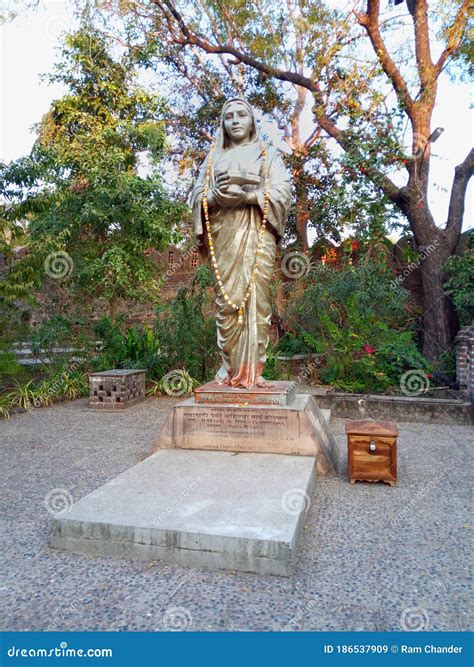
[50,449,316,577]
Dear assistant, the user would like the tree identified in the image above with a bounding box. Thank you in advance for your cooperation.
[139,0,473,361]
[0,27,183,320]
[89,0,403,251]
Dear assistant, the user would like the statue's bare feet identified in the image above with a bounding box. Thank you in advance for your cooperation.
[215,363,230,385]
[255,375,273,388]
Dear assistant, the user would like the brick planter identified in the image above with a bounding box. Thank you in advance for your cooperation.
[89,369,146,410]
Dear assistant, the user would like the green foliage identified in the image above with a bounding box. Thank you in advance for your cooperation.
[91,315,165,380]
[152,265,218,383]
[84,266,217,385]
[275,332,310,357]
[280,262,430,393]
[48,369,89,401]
[0,27,183,323]
[262,343,286,381]
[1,366,89,418]
[5,378,36,410]
[146,369,199,397]
[443,246,474,326]
[0,342,26,388]
[29,315,71,359]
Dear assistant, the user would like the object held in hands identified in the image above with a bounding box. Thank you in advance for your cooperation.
[225,170,261,187]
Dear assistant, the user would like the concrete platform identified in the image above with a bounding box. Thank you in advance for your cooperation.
[153,394,338,475]
[50,449,316,576]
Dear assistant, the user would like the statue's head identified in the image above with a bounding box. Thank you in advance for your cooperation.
[220,98,257,147]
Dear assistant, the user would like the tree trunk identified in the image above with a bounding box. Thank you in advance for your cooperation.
[419,249,455,361]
[109,296,118,319]
[295,193,309,252]
[405,200,457,362]
[292,160,310,252]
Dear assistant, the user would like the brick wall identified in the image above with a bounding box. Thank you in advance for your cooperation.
[456,325,474,401]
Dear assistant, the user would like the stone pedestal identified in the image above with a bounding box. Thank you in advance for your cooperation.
[153,389,339,475]
[195,380,296,406]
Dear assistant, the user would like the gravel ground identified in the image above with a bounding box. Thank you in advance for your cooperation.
[0,396,472,632]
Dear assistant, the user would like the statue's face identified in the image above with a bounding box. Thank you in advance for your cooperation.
[223,102,253,144]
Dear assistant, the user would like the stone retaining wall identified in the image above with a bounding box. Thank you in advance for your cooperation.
[300,388,472,425]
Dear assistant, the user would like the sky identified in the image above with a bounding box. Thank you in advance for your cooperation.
[0,0,472,237]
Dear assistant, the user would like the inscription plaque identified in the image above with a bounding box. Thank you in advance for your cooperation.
[181,409,294,441]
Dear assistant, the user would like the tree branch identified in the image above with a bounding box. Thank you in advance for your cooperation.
[436,0,471,75]
[151,0,403,206]
[152,0,320,92]
[446,148,474,242]
[413,0,435,92]
[353,0,413,111]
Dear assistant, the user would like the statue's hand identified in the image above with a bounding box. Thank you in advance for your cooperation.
[215,171,231,190]
[213,185,247,208]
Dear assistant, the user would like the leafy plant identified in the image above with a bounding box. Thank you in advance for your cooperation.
[146,369,199,397]
[262,344,286,381]
[5,379,37,410]
[0,396,11,419]
[281,261,430,393]
[52,370,89,400]
[0,342,26,388]
[443,246,474,326]
[275,333,311,357]
[152,265,218,383]
[91,316,165,381]
[29,380,55,407]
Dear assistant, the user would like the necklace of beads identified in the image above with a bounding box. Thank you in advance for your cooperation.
[201,141,270,326]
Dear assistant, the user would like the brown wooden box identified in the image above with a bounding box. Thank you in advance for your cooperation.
[345,419,398,486]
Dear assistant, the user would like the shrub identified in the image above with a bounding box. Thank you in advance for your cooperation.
[280,262,430,393]
[152,265,218,383]
[0,342,26,389]
[91,316,165,381]
[443,247,474,326]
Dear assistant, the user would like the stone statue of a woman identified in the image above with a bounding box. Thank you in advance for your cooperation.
[191,98,291,389]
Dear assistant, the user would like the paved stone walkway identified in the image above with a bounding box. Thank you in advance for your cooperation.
[0,397,472,632]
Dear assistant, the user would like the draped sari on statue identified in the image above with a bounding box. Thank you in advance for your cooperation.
[190,101,291,388]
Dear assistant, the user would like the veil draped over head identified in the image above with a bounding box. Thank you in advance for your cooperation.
[213,97,260,157]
